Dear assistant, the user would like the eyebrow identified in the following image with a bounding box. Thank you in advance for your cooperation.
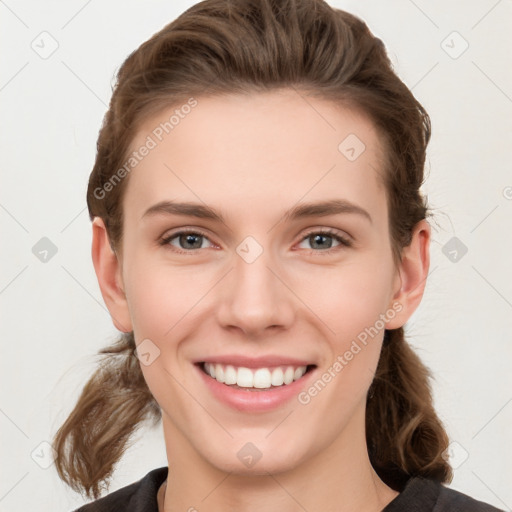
[141,199,372,224]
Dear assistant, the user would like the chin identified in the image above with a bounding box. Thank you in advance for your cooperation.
[203,439,308,476]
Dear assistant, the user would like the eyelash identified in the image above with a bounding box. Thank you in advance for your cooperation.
[159,228,352,255]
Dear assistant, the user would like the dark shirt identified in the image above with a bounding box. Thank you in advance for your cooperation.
[73,467,504,511]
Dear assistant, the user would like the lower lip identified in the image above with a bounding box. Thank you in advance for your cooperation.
[196,364,316,413]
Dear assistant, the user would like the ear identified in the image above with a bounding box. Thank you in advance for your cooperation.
[385,219,431,329]
[91,217,133,333]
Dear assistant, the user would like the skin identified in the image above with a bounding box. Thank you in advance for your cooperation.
[92,88,430,511]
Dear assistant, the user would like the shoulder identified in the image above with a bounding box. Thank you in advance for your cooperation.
[384,476,504,512]
[435,480,504,512]
[72,467,168,512]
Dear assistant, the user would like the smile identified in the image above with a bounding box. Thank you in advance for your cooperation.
[201,362,313,389]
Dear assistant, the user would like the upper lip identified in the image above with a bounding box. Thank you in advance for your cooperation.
[196,354,316,369]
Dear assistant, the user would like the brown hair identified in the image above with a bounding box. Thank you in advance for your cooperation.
[53,0,453,499]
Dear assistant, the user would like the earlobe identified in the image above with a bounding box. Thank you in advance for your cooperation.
[385,220,431,330]
[91,217,133,333]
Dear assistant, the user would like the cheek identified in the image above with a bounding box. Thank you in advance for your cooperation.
[297,255,395,340]
[299,257,394,405]
[124,257,214,338]
[294,263,391,420]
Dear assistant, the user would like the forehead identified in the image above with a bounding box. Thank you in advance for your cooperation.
[122,89,388,226]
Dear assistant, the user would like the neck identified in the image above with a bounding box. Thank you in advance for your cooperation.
[159,405,399,512]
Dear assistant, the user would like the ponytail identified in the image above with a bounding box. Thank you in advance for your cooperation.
[366,327,453,490]
[52,332,160,499]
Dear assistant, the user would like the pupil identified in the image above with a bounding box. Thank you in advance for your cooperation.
[182,234,202,249]
[312,234,331,249]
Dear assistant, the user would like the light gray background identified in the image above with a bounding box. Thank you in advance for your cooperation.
[1,1,511,510]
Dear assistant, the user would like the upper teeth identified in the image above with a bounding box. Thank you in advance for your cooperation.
[203,362,308,389]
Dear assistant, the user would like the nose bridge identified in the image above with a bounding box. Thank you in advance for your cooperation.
[216,235,294,334]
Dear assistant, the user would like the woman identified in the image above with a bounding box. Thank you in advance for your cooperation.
[52,0,503,510]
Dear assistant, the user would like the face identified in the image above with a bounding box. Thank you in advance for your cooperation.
[97,88,424,476]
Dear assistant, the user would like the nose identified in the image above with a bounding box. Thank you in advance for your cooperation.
[215,241,295,338]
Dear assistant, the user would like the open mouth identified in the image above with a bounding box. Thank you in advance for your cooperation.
[198,362,316,390]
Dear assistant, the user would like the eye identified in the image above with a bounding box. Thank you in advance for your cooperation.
[297,229,352,253]
[159,230,215,253]
[159,228,352,255]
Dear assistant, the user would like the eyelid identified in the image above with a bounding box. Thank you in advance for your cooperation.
[300,227,353,243]
[159,228,216,252]
[296,227,353,252]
